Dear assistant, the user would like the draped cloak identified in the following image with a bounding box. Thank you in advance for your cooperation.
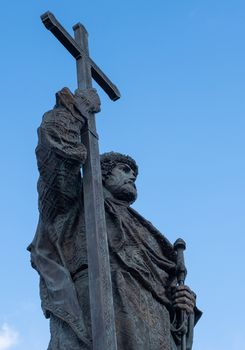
[28,95,201,350]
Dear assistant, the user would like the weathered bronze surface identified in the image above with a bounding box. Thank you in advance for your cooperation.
[40,12,120,350]
[28,12,202,350]
[41,12,120,101]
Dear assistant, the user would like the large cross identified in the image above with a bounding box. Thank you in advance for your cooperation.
[41,11,120,350]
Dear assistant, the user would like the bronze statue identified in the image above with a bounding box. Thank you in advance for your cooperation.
[28,88,201,350]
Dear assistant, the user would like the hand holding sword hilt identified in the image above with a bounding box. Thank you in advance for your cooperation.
[173,238,188,350]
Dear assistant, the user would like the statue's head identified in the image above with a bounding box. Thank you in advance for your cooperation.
[101,152,138,204]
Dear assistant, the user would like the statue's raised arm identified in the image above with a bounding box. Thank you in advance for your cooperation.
[36,87,100,222]
[28,88,101,347]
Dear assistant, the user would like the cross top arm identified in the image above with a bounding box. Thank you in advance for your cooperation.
[41,11,121,101]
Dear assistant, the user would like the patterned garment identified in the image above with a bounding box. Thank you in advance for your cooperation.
[28,90,200,350]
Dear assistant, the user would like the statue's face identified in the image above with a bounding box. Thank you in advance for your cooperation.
[103,163,137,204]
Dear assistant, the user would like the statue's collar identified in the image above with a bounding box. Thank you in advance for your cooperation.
[105,197,130,208]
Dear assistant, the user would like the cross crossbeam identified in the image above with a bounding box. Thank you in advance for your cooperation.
[41,12,120,101]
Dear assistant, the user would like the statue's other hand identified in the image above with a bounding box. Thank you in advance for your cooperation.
[172,285,196,314]
[75,88,101,114]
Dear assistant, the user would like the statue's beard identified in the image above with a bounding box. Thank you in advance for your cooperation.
[114,185,137,204]
[104,182,137,204]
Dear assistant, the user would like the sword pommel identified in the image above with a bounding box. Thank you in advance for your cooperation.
[174,238,186,251]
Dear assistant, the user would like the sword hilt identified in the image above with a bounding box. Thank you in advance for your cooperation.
[174,238,187,350]
[174,238,187,285]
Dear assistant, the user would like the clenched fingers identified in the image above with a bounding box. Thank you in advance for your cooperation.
[172,285,196,314]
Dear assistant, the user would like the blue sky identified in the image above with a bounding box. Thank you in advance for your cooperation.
[0,1,244,349]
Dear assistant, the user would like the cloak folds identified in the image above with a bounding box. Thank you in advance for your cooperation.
[28,90,201,349]
[29,196,200,350]
[29,200,179,350]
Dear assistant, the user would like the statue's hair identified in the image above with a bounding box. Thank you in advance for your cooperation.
[100,152,138,178]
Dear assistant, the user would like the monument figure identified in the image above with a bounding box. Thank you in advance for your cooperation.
[28,12,201,350]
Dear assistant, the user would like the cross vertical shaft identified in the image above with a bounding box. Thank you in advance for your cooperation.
[73,24,92,89]
[73,23,118,350]
[40,12,120,349]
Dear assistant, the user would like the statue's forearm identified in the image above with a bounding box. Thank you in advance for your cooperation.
[37,106,86,160]
[36,107,86,218]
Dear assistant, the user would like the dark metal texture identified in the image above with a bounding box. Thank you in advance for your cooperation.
[30,12,202,350]
[174,238,187,285]
[73,23,118,350]
[41,12,121,101]
[40,11,118,350]
[174,238,187,350]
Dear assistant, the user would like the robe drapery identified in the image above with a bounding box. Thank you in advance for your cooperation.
[28,89,200,350]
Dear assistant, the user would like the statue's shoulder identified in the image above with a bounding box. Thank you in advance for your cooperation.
[40,106,71,126]
[129,207,176,262]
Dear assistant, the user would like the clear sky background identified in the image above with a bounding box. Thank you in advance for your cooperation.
[0,1,244,349]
